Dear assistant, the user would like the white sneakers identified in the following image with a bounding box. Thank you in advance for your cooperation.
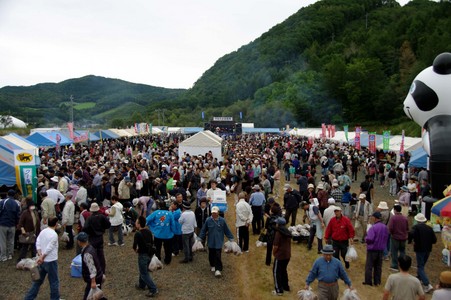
[423,284,433,293]
[210,267,215,272]
[214,270,222,277]
[108,242,118,246]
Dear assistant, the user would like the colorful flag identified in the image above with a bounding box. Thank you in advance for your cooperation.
[239,111,243,119]
[134,123,138,134]
[67,122,74,139]
[355,127,361,150]
[400,130,405,156]
[202,111,205,119]
[383,131,390,152]
[321,123,326,138]
[331,125,336,138]
[369,132,376,154]
[344,125,349,142]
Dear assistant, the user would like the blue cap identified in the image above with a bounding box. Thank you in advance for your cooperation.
[76,232,88,242]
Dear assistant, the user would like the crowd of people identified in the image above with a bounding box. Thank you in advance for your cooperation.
[0,132,449,299]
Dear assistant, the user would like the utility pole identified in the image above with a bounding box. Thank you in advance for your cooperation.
[70,95,74,124]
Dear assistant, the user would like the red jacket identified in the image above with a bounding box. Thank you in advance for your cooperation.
[324,215,355,241]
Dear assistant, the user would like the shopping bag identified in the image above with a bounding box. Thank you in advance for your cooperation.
[341,288,361,300]
[87,286,105,300]
[297,288,318,300]
[192,240,205,252]
[148,255,163,272]
[345,245,358,262]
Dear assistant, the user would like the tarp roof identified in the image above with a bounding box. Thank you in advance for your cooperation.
[409,147,428,168]
[243,128,280,133]
[26,131,72,147]
[109,128,133,137]
[92,130,120,140]
[0,134,38,186]
[202,130,223,143]
[180,131,222,147]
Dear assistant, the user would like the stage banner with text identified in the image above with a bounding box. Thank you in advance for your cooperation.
[369,132,376,154]
[355,127,361,150]
[383,131,390,152]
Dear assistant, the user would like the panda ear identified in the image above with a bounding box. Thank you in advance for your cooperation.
[411,80,439,111]
[433,52,451,75]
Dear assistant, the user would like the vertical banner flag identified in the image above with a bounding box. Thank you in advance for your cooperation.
[55,134,61,157]
[383,131,390,152]
[67,122,74,139]
[99,130,103,144]
[149,123,152,135]
[14,150,37,203]
[369,132,376,154]
[331,125,336,138]
[146,123,150,134]
[239,111,243,119]
[327,125,331,138]
[400,130,405,156]
[344,125,349,142]
[201,111,205,119]
[355,127,361,150]
[321,123,326,138]
[134,123,138,134]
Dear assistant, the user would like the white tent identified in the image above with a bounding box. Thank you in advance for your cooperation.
[0,115,27,128]
[178,131,223,161]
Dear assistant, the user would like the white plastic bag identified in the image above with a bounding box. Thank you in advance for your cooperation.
[60,232,69,242]
[224,241,242,255]
[148,255,163,272]
[192,240,205,252]
[366,223,372,233]
[345,245,358,262]
[87,286,105,300]
[341,288,361,300]
[297,288,318,300]
[256,241,264,247]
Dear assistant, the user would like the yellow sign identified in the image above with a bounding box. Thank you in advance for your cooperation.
[16,152,33,163]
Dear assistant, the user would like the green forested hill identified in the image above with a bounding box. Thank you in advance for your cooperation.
[1,0,450,134]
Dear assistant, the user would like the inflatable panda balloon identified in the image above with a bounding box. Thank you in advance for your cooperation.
[403,52,451,200]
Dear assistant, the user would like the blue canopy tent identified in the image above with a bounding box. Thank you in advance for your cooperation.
[92,130,120,140]
[409,147,428,168]
[26,131,72,147]
[0,134,38,187]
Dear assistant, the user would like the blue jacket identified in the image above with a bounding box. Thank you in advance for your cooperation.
[171,209,182,235]
[146,209,176,240]
[198,216,234,249]
[0,197,20,227]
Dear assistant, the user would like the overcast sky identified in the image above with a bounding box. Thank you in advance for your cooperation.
[0,0,409,89]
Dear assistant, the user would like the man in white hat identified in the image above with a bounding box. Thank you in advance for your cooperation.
[198,206,234,278]
[408,213,437,293]
[353,193,373,243]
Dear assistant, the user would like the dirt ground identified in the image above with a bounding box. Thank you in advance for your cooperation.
[1,171,450,300]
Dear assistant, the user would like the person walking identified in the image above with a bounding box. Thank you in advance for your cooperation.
[76,232,104,300]
[383,255,425,300]
[272,217,292,296]
[0,189,20,262]
[17,198,40,261]
[61,192,75,249]
[108,195,124,246]
[363,212,389,286]
[301,200,325,254]
[265,203,282,266]
[178,201,197,263]
[305,244,353,300]
[83,202,111,273]
[388,204,409,271]
[198,206,234,278]
[24,217,60,300]
[324,206,355,269]
[408,213,437,293]
[235,192,253,253]
[353,193,373,243]
[133,216,158,298]
[283,184,302,226]
[249,185,265,234]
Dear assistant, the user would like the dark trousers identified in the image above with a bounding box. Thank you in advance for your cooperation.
[251,206,262,234]
[89,235,106,273]
[137,254,158,293]
[154,237,172,264]
[172,234,183,255]
[273,258,290,293]
[65,225,74,249]
[208,248,223,271]
[238,225,249,252]
[83,277,102,300]
[390,238,406,269]
[266,241,273,266]
[182,232,194,261]
[19,242,36,261]
[332,239,349,268]
[364,250,383,285]
[307,225,323,252]
[284,208,298,226]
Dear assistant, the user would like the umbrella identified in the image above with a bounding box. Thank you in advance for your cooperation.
[431,196,451,217]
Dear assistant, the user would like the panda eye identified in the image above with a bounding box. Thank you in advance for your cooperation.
[411,80,438,111]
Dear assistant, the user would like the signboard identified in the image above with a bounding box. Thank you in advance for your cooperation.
[383,131,390,152]
[211,189,227,212]
[14,149,37,202]
[212,117,233,122]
